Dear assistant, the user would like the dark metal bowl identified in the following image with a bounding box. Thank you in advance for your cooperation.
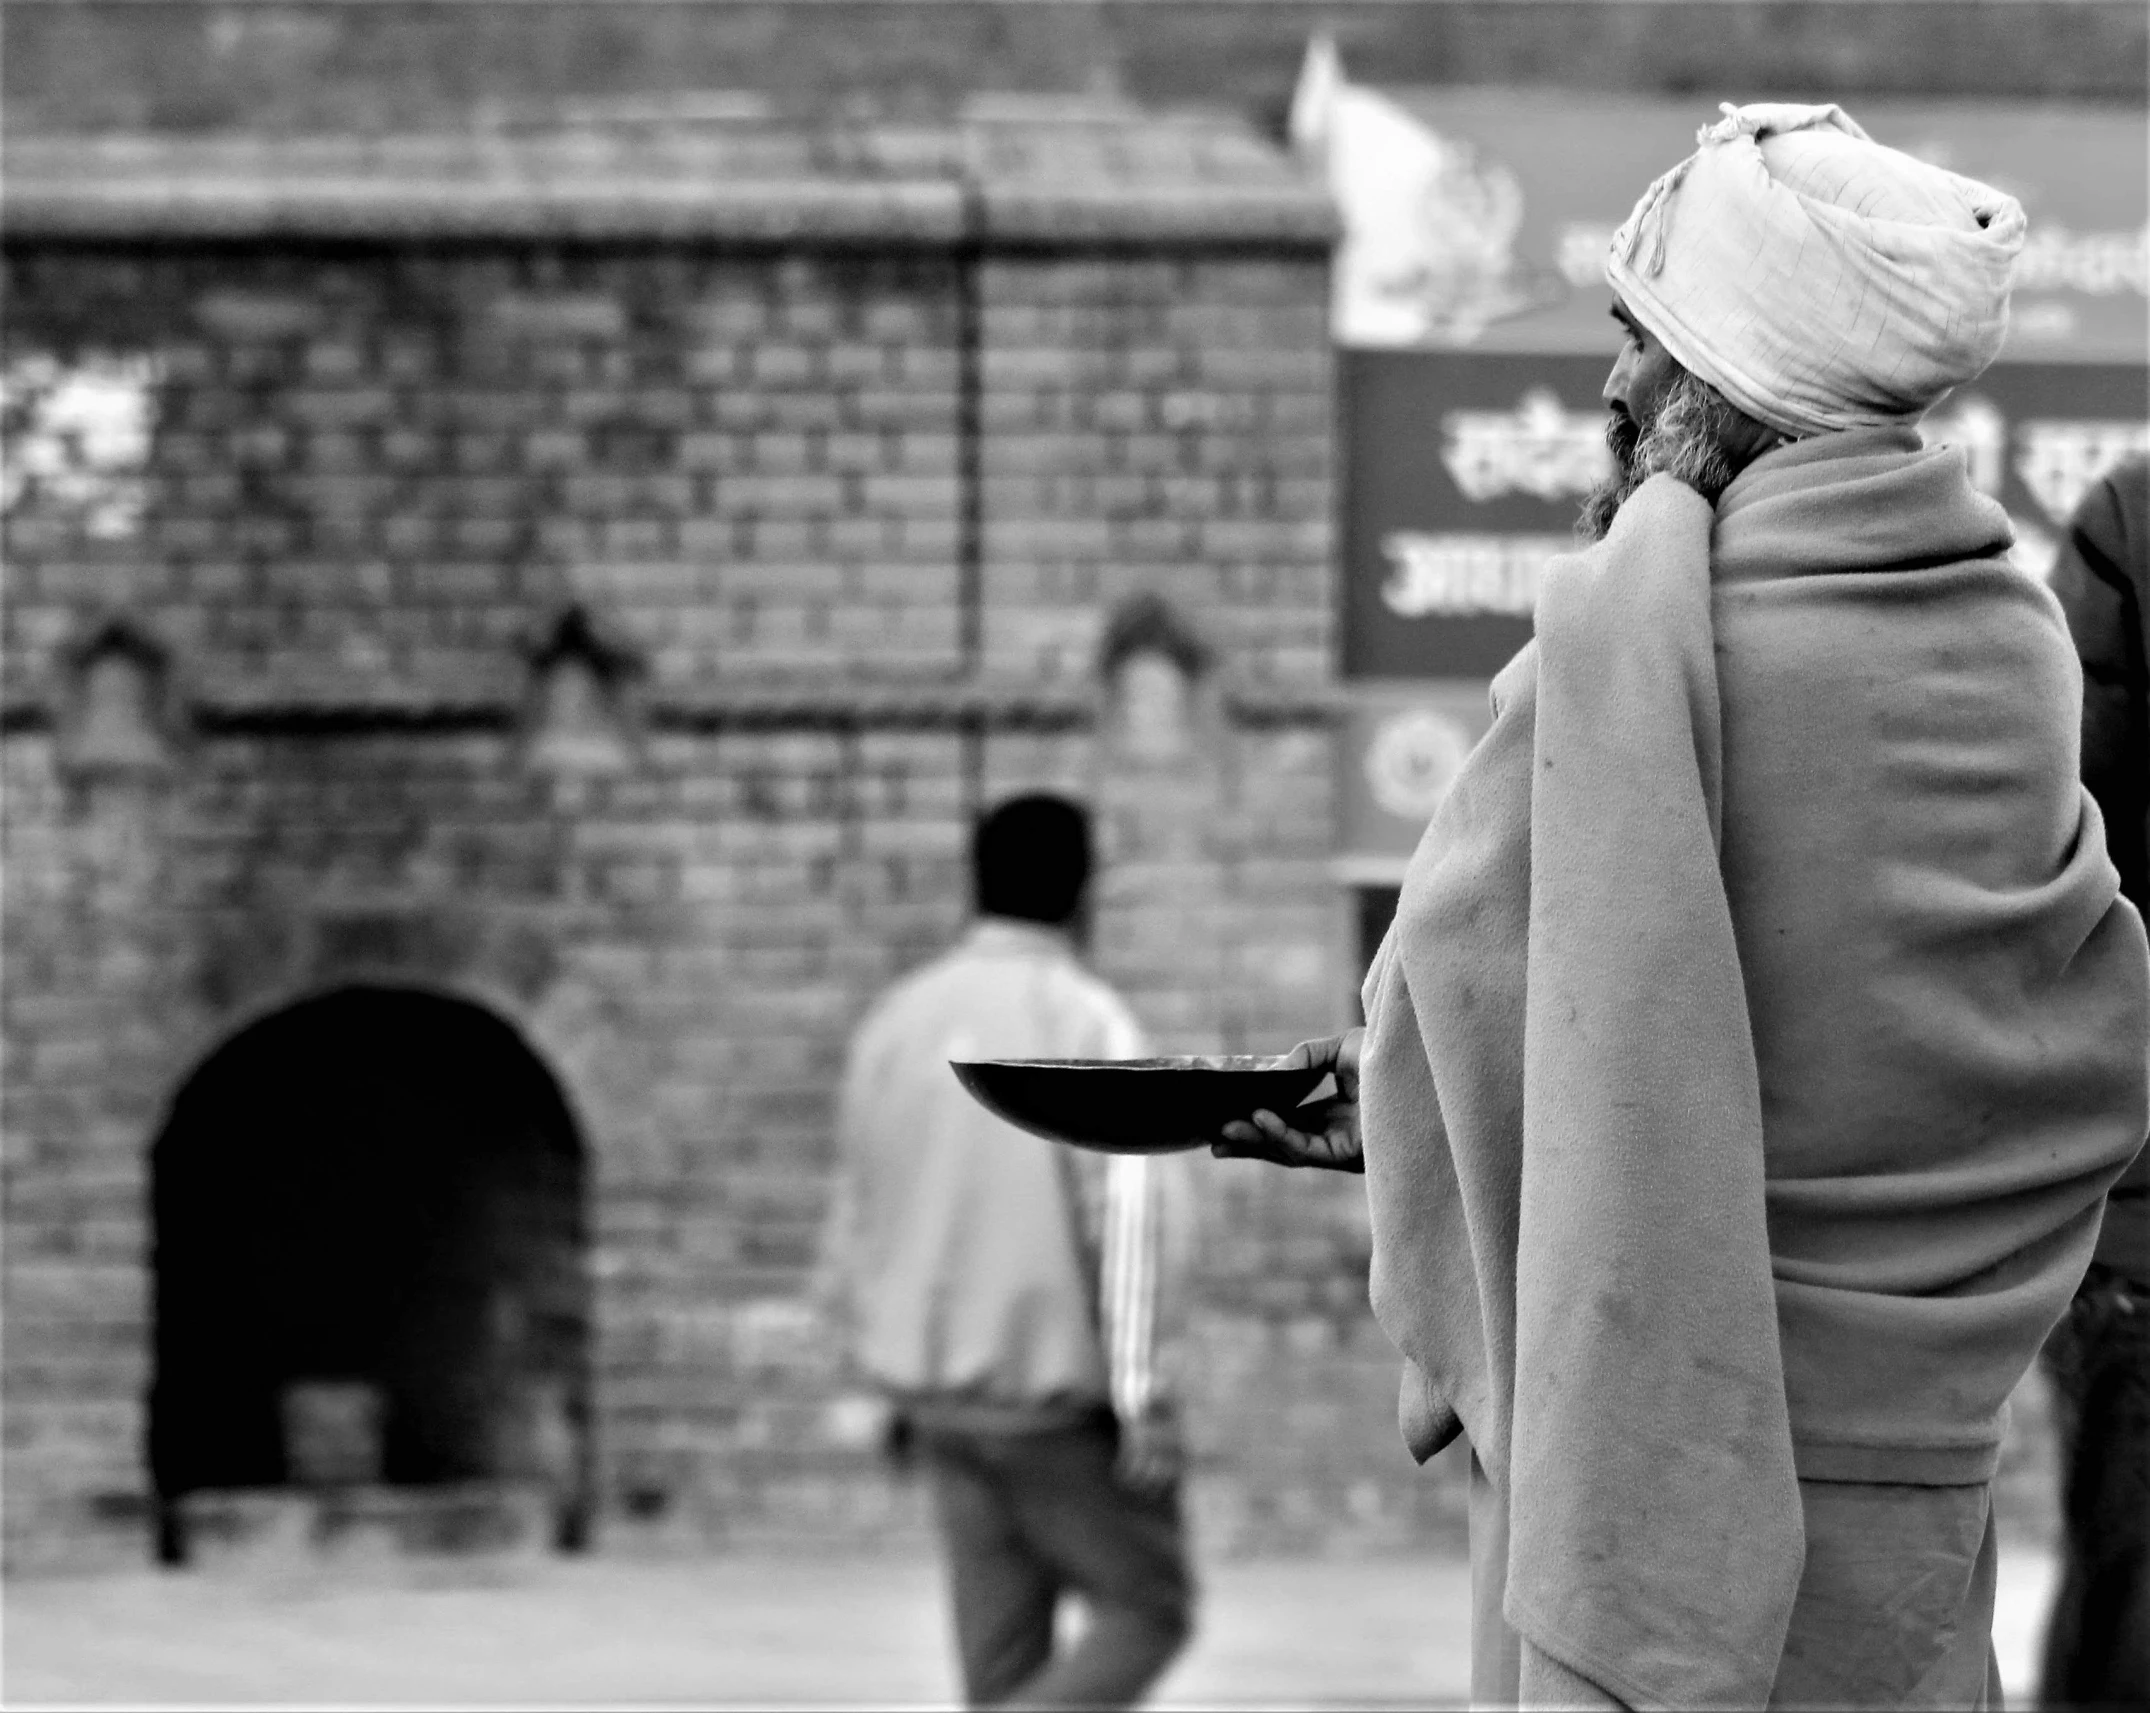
[949,1056,1327,1155]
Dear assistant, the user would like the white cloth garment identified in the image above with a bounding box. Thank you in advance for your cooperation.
[820,919,1188,1427]
[1605,102,2026,438]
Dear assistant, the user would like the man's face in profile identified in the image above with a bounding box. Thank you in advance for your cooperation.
[1578,295,1781,540]
[1577,298,1687,540]
[1601,297,1685,481]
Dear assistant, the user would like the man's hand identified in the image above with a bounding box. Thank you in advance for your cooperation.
[1116,1408,1184,1493]
[1212,1029,1365,1174]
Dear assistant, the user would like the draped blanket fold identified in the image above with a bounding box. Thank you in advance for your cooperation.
[1360,430,2150,1709]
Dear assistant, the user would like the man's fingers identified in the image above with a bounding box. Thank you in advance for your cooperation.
[1221,1113,1309,1153]
[1213,1106,1345,1169]
[1258,1113,1328,1162]
[1253,1110,1319,1148]
[1211,1132,1305,1168]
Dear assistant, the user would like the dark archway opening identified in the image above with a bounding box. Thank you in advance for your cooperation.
[149,986,593,1563]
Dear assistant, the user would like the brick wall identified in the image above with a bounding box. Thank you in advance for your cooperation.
[5,0,2141,136]
[0,121,1470,1566]
[0,246,971,702]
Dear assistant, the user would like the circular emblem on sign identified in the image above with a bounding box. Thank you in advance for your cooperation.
[1364,708,1473,822]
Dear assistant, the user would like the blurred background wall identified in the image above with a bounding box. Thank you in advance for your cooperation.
[4,0,2145,130]
[3,0,2142,1574]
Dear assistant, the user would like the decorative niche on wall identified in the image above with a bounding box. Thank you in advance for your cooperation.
[57,617,175,779]
[1097,593,1214,767]
[521,607,642,779]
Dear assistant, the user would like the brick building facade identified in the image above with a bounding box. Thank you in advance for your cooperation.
[0,115,1462,1570]
[11,0,2121,1580]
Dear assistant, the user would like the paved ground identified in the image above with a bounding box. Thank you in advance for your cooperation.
[4,1545,2059,1709]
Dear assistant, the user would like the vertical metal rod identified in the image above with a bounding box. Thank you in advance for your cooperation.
[961,706,986,829]
[953,177,986,681]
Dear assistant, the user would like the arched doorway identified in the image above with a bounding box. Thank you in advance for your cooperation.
[149,986,592,1562]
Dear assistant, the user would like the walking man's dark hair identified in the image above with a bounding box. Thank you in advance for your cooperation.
[973,794,1092,927]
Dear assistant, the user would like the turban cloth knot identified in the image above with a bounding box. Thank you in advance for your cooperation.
[1605,102,2026,439]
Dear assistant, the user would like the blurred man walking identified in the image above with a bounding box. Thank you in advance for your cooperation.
[819,793,1195,1709]
[2041,452,2150,1711]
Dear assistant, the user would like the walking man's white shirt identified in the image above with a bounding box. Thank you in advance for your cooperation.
[822,917,1182,1436]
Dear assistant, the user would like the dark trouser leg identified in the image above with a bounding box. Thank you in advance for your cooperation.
[2040,1271,2150,1711]
[995,1413,1195,1710]
[926,1434,1060,1707]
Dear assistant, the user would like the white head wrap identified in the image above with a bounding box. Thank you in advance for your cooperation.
[1605,102,2026,438]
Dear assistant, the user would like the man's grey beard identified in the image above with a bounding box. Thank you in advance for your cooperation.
[1576,369,1765,543]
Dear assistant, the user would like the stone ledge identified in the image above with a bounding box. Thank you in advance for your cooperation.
[1,679,1340,737]
[1,117,1336,249]
[3,165,967,247]
[977,183,1336,249]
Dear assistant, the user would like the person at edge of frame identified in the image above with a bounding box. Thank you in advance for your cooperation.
[816,792,1197,1709]
[2039,450,2150,1713]
[1213,102,2150,1712]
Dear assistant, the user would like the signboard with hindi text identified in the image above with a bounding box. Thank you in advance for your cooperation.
[1342,351,2150,678]
[1341,349,1604,679]
[1312,73,2150,873]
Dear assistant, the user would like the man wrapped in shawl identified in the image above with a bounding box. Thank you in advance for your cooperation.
[1217,103,2150,1709]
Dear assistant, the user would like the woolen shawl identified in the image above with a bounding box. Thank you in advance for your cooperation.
[1359,431,2150,1707]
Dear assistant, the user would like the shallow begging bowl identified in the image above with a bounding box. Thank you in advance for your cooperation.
[951,1056,1326,1155]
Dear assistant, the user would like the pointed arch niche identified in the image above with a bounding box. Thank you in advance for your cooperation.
[148,987,592,1561]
